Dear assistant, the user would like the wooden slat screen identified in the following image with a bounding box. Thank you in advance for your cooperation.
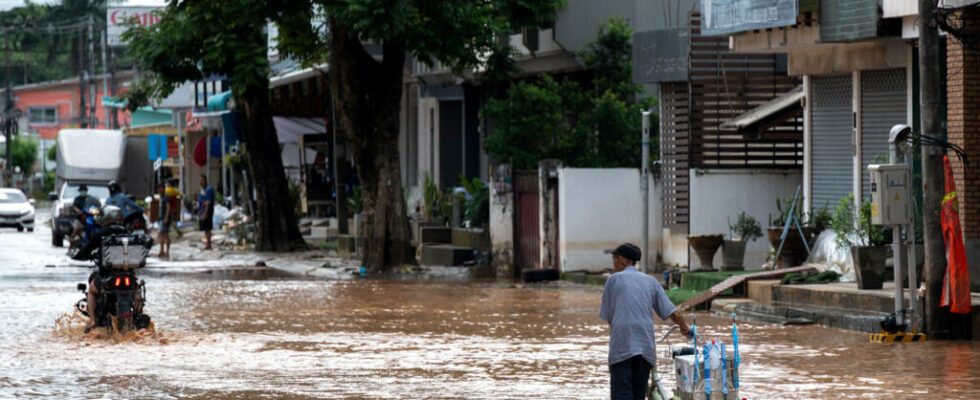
[688,12,804,169]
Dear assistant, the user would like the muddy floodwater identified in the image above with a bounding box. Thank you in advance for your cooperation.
[2,223,980,399]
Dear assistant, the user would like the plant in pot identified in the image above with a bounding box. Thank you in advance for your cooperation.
[723,211,763,271]
[767,195,813,268]
[829,194,892,290]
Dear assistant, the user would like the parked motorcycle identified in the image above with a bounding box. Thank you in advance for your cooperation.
[74,231,154,334]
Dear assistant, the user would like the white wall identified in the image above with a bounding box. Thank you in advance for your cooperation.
[688,169,803,269]
[558,168,662,272]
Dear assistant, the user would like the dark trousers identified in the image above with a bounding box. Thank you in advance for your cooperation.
[609,355,651,400]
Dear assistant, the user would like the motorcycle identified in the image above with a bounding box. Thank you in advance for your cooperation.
[74,232,154,334]
[68,205,102,251]
[124,212,148,235]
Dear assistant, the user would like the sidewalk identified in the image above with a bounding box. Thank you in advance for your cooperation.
[564,266,980,339]
[157,227,487,280]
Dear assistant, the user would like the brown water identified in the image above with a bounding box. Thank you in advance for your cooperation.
[3,275,979,399]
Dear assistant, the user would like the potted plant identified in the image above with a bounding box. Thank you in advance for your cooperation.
[688,234,724,270]
[829,194,892,290]
[767,195,813,268]
[723,211,763,271]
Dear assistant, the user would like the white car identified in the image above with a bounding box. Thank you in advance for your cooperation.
[0,189,35,232]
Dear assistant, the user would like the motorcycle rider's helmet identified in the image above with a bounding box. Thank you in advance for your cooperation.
[108,180,121,196]
[101,205,123,227]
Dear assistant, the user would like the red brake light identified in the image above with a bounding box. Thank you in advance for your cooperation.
[125,277,130,286]
[115,277,121,287]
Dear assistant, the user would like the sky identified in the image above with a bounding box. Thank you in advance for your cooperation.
[0,1,167,12]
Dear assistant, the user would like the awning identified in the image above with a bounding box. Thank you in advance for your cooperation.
[207,91,233,112]
[720,85,804,131]
[273,116,326,144]
[131,107,173,128]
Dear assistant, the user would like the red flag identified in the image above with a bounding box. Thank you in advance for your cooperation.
[941,155,971,314]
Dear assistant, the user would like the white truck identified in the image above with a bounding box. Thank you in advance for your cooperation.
[49,129,126,247]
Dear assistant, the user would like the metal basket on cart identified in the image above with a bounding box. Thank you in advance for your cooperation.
[671,345,739,400]
[652,314,743,400]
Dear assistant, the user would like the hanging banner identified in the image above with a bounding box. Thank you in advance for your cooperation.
[940,155,971,314]
[701,0,798,36]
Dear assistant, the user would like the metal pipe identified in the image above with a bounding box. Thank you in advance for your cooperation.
[642,110,651,274]
[889,142,904,327]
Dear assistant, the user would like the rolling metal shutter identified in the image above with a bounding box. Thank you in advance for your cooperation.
[861,69,907,201]
[811,75,854,212]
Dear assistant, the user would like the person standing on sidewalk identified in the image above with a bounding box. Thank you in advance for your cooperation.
[156,183,172,259]
[197,174,215,250]
[600,243,691,400]
[165,179,183,238]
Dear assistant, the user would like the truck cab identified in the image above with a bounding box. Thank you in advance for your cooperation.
[49,129,127,247]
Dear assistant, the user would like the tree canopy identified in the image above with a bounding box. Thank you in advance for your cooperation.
[123,0,306,251]
[10,135,39,174]
[482,18,657,170]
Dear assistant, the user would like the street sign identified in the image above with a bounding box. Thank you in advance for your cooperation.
[147,134,169,161]
[153,158,162,171]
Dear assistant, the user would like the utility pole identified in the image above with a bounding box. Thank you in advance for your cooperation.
[3,27,11,186]
[918,0,948,337]
[78,23,87,128]
[101,29,108,129]
[88,15,96,128]
[641,110,651,273]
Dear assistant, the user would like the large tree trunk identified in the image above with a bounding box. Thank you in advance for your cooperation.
[236,82,307,251]
[329,21,411,270]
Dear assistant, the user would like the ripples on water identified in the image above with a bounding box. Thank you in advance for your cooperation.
[1,277,979,399]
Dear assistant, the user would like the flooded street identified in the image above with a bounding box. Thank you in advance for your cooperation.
[3,212,980,399]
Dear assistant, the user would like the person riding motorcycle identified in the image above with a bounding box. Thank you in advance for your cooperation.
[105,181,145,226]
[70,206,136,332]
[70,184,99,249]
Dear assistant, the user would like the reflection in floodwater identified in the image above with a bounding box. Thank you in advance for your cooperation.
[1,275,979,399]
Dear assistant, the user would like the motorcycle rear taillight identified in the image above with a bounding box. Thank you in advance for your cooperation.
[115,277,121,287]
[113,277,132,288]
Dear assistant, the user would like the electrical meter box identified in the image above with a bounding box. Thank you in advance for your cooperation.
[868,164,910,225]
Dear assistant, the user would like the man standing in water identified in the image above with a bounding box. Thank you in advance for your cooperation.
[600,243,691,400]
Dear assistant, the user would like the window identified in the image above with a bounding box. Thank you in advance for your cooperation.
[28,107,57,125]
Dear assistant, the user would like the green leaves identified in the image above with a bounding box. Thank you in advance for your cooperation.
[481,17,657,170]
[123,0,271,107]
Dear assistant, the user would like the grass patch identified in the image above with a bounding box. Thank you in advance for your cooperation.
[666,287,700,306]
[320,240,338,251]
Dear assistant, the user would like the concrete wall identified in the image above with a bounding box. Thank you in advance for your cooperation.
[556,0,698,53]
[557,168,662,272]
[688,169,803,269]
[490,164,515,279]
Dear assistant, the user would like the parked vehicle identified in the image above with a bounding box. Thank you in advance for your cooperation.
[0,189,35,232]
[49,130,126,247]
[73,230,154,334]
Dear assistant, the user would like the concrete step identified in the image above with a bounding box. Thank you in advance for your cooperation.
[420,226,452,244]
[712,298,888,333]
[338,234,364,258]
[451,228,490,251]
[772,282,913,314]
[420,244,475,266]
[308,226,338,239]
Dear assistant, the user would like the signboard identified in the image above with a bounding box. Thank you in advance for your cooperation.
[633,28,689,84]
[702,0,797,36]
[147,134,168,161]
[107,7,163,46]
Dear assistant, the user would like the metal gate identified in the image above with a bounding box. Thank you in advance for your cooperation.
[811,74,854,211]
[514,171,539,270]
[861,68,907,200]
